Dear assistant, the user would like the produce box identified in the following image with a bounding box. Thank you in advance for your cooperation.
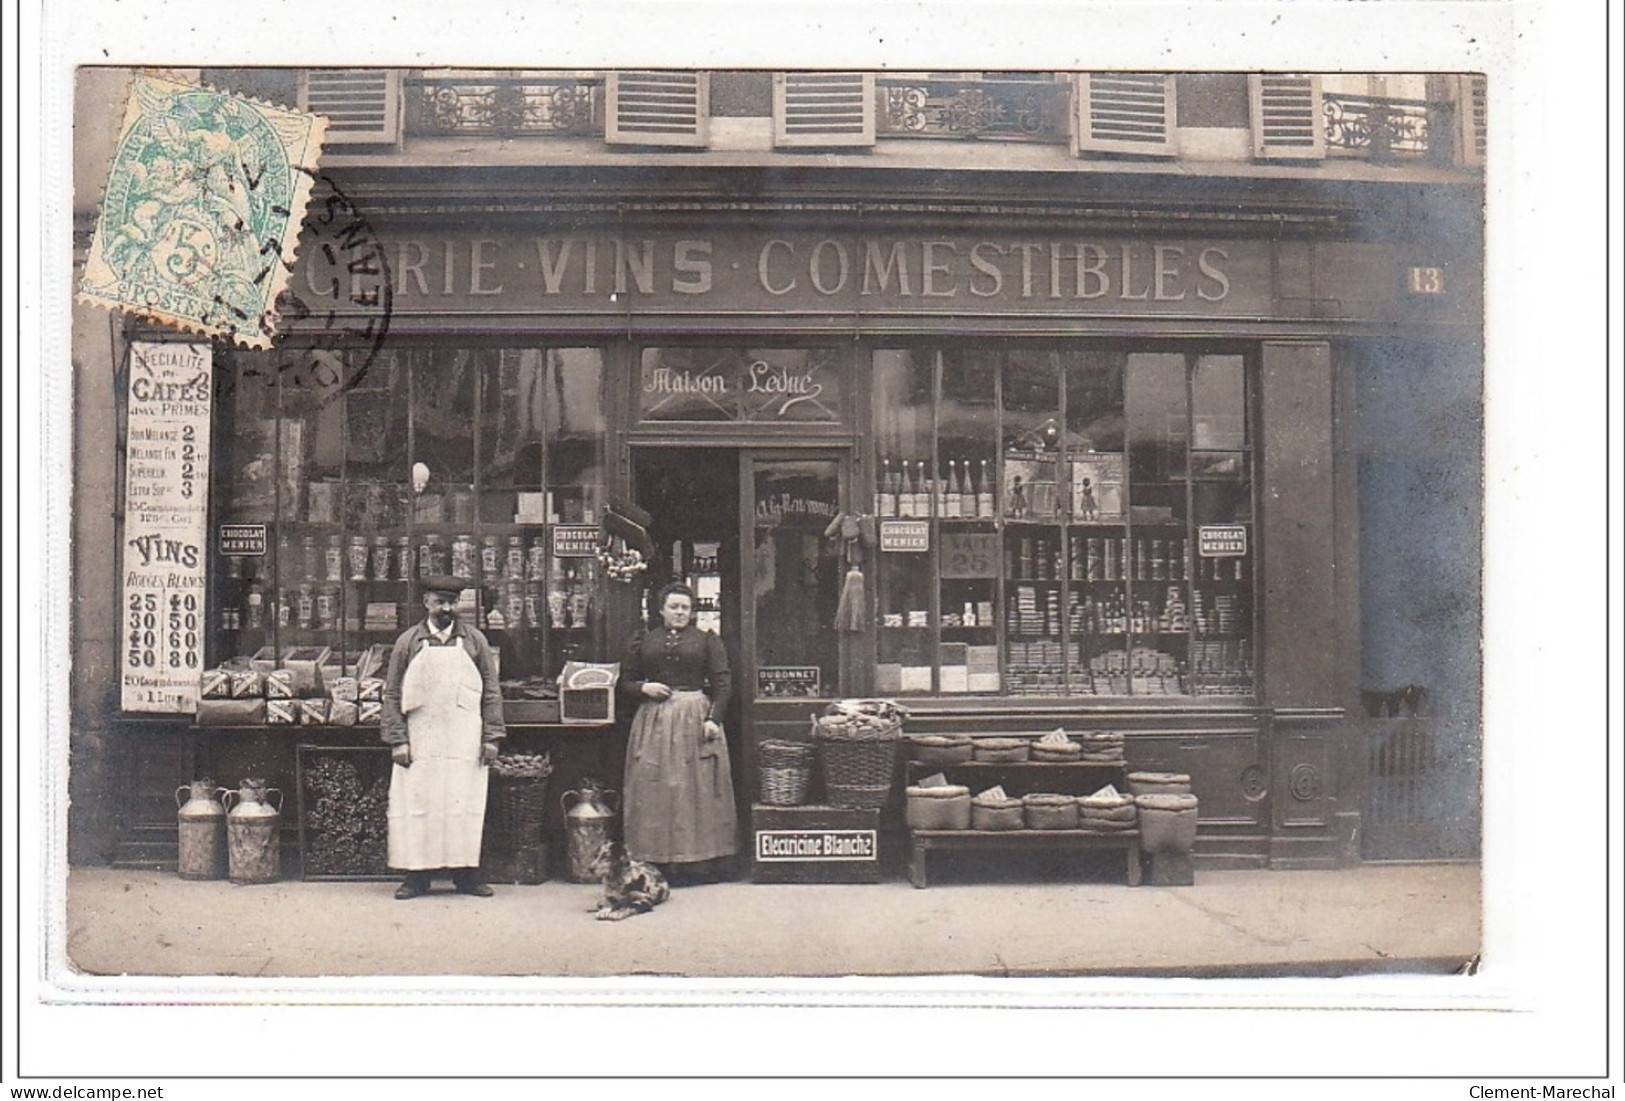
[751,805,882,884]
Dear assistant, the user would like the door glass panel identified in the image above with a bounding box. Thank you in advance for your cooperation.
[750,458,841,699]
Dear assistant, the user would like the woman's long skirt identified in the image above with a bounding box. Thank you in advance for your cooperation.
[622,690,738,863]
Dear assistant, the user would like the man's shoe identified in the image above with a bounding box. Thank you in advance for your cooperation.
[454,881,494,898]
[394,881,428,900]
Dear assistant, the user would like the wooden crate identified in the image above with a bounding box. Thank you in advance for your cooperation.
[750,805,882,884]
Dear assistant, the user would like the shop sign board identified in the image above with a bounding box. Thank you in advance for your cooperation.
[551,524,600,558]
[218,523,267,557]
[1198,523,1248,557]
[940,531,998,577]
[757,666,822,699]
[755,830,878,862]
[880,520,930,553]
[121,342,212,713]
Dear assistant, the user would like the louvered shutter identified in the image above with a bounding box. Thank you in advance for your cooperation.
[773,72,875,147]
[1249,73,1325,160]
[297,70,402,146]
[1458,74,1487,166]
[1072,73,1176,156]
[606,71,709,147]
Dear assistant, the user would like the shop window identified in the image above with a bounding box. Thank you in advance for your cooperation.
[211,345,606,700]
[871,346,1254,700]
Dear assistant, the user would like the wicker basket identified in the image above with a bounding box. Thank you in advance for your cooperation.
[760,739,817,769]
[814,716,902,809]
[487,774,550,849]
[905,785,973,830]
[759,765,812,806]
[1022,793,1080,830]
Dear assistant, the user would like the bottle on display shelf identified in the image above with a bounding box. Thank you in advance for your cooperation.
[897,462,916,518]
[394,535,414,581]
[527,537,548,581]
[481,534,501,579]
[877,459,897,517]
[943,460,960,518]
[977,460,995,518]
[451,533,476,579]
[1151,539,1166,580]
[325,533,345,582]
[919,462,936,518]
[245,582,264,629]
[505,534,525,580]
[301,534,319,580]
[958,461,974,512]
[315,585,338,631]
[371,535,392,581]
[296,584,315,630]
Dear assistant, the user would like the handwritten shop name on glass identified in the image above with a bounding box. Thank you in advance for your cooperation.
[645,359,827,417]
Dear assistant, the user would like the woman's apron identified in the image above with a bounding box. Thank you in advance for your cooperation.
[387,640,489,870]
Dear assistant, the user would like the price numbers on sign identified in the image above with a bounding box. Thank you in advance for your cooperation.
[939,532,999,578]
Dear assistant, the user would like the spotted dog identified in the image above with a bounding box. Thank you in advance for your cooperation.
[589,839,671,921]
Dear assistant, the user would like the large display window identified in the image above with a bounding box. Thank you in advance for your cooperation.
[872,345,1255,699]
[210,345,608,700]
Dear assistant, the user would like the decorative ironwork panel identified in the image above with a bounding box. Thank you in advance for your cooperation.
[876,78,1070,142]
[406,77,604,137]
[1322,93,1448,161]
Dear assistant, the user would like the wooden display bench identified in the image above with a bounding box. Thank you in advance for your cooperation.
[904,756,1140,889]
[909,827,1143,888]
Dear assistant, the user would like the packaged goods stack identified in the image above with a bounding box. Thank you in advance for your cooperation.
[197,644,388,726]
[1077,784,1138,833]
[1076,731,1126,764]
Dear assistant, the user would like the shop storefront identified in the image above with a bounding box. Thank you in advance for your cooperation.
[75,86,1483,876]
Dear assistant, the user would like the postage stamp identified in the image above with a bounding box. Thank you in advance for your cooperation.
[76,72,327,348]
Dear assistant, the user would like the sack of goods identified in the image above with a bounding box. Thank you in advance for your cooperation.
[1126,770,1191,796]
[1076,731,1126,763]
[1029,729,1082,762]
[1078,784,1138,832]
[970,785,1025,830]
[1134,791,1199,854]
[973,736,1031,763]
[1022,792,1080,830]
[905,782,973,830]
[909,734,974,766]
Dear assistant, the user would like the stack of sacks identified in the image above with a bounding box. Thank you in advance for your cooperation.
[1077,731,1126,764]
[1030,729,1082,762]
[1077,783,1138,832]
[973,736,1030,763]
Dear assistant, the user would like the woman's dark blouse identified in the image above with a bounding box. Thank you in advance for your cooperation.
[621,626,732,722]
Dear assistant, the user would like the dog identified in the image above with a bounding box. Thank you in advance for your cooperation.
[588,839,670,921]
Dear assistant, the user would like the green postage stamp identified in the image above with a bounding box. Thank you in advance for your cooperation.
[78,73,327,348]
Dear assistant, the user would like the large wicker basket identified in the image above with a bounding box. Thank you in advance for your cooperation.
[487,774,550,849]
[813,715,902,810]
[758,738,816,806]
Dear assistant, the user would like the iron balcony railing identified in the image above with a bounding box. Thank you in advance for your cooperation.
[874,76,1072,142]
[1322,92,1460,164]
[405,73,604,138]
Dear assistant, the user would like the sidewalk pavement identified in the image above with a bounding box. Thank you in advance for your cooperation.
[62,860,1480,980]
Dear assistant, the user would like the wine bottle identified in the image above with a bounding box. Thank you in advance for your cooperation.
[877,459,896,517]
[898,461,916,518]
[944,460,961,518]
[917,461,932,518]
[977,459,994,518]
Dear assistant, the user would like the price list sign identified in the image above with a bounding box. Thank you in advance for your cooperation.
[120,342,212,713]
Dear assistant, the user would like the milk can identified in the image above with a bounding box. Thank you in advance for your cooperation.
[223,778,283,884]
[561,779,618,883]
[175,779,228,880]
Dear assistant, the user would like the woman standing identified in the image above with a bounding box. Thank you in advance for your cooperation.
[620,582,737,883]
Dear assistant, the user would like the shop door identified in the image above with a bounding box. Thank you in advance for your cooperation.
[739,452,850,754]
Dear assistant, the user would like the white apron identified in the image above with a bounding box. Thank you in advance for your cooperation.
[387,639,489,870]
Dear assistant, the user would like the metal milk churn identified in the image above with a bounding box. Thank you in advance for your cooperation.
[223,778,283,885]
[175,779,228,880]
[561,778,618,883]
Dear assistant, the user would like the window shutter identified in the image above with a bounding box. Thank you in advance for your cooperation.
[773,72,875,147]
[1072,73,1175,156]
[1458,74,1487,166]
[606,71,709,147]
[297,70,402,146]
[1248,73,1325,160]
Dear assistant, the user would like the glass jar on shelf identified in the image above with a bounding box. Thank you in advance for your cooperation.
[347,534,370,581]
[324,533,345,582]
[371,535,393,581]
[480,534,501,580]
[451,533,476,579]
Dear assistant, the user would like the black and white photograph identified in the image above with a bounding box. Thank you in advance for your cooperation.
[5,0,1619,1093]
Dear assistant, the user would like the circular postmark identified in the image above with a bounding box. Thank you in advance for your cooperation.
[244,169,392,401]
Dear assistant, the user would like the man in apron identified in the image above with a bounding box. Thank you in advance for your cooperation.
[381,575,506,899]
